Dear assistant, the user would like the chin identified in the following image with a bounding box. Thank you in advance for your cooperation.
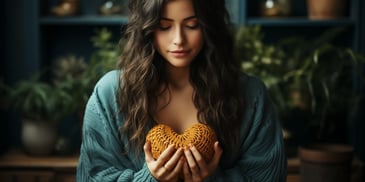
[166,58,194,68]
[166,58,193,67]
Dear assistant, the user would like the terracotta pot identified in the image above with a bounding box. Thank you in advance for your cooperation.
[307,0,347,20]
[21,119,58,156]
[299,144,353,182]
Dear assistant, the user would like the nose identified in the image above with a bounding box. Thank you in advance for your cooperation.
[173,26,184,46]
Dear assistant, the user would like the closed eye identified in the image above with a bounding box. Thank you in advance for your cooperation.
[159,26,171,31]
[185,24,199,29]
[158,20,171,31]
[185,20,200,29]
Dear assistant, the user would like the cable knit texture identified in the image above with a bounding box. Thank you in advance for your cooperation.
[146,123,217,162]
[76,70,287,181]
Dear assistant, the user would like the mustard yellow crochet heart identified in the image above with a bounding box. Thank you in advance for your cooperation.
[146,123,217,162]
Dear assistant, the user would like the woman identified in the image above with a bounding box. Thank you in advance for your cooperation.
[76,0,287,181]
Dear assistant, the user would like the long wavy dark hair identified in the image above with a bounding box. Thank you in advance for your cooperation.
[118,0,244,158]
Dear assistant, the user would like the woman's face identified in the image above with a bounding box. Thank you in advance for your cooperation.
[153,0,204,70]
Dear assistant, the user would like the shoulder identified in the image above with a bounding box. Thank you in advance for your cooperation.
[238,72,276,127]
[86,70,121,116]
[82,70,121,131]
[92,70,120,102]
[239,72,268,104]
[94,70,120,94]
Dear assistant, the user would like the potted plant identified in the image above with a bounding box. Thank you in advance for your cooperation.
[6,28,131,156]
[236,26,365,142]
[51,28,124,124]
[280,31,364,182]
[235,25,365,181]
[84,27,124,87]
[80,28,123,108]
[46,28,124,146]
[52,54,88,118]
[8,74,74,156]
[279,27,364,143]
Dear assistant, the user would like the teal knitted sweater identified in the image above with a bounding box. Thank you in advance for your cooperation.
[76,70,287,181]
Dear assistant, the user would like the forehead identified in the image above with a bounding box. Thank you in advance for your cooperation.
[161,0,195,18]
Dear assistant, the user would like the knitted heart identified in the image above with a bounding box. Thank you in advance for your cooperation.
[146,123,217,162]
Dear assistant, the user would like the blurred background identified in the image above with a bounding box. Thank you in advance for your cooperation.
[1,0,365,181]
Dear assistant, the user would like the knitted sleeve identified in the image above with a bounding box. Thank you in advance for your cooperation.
[206,76,287,182]
[76,71,157,182]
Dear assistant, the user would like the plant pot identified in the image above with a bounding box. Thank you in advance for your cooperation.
[307,0,347,20]
[299,144,353,182]
[21,119,58,156]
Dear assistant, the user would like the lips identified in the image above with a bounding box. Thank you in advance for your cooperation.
[170,50,189,58]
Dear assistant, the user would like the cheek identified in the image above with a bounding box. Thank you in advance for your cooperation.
[153,34,173,62]
[191,32,204,50]
[153,33,166,53]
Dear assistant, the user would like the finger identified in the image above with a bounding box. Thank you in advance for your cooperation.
[163,156,185,181]
[190,145,207,168]
[157,145,176,167]
[169,156,185,177]
[211,141,223,166]
[164,148,184,171]
[184,147,200,174]
[175,156,185,171]
[190,145,209,177]
[144,141,154,163]
[183,160,192,181]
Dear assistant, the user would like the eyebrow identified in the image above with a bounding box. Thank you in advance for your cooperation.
[160,16,197,21]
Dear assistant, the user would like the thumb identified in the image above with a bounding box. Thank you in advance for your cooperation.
[211,141,222,165]
[144,141,155,163]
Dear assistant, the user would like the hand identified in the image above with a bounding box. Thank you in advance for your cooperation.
[183,141,222,182]
[144,141,185,182]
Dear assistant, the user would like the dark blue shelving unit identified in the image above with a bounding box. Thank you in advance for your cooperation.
[39,16,128,25]
[2,1,364,95]
[2,0,364,155]
[26,0,363,74]
[246,18,355,27]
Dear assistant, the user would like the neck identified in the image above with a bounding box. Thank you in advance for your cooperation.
[165,65,191,90]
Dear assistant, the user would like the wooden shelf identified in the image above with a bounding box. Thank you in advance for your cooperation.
[0,149,300,171]
[0,149,301,181]
[0,149,78,169]
[1,149,362,182]
[247,17,355,27]
[0,149,78,182]
[39,16,128,26]
[287,157,300,173]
